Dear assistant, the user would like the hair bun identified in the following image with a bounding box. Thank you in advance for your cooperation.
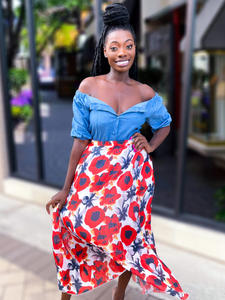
[102,3,130,26]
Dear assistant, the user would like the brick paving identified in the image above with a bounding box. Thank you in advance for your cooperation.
[1,193,225,300]
[0,233,162,300]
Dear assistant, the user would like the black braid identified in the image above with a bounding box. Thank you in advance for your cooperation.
[90,3,138,81]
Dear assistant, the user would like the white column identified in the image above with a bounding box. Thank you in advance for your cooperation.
[0,60,10,191]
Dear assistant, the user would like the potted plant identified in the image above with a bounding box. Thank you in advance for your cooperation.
[9,68,33,126]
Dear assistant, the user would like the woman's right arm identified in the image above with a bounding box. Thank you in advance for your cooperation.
[46,138,90,214]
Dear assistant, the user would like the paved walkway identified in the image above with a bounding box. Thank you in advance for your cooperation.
[1,193,225,300]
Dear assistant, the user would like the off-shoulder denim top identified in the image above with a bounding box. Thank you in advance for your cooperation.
[71,90,172,141]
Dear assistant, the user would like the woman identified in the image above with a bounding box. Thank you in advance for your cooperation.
[46,3,189,300]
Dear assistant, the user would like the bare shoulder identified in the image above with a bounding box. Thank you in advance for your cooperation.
[78,77,95,95]
[78,75,105,96]
[138,83,156,102]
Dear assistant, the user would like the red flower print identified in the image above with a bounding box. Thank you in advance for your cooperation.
[62,216,74,232]
[139,211,145,227]
[59,269,70,286]
[74,173,90,192]
[98,141,111,147]
[167,275,183,292]
[79,149,91,164]
[92,225,109,246]
[131,152,144,168]
[84,206,105,228]
[110,241,127,261]
[68,193,82,211]
[160,260,172,276]
[109,259,125,273]
[107,141,127,155]
[146,196,153,214]
[91,261,109,287]
[78,286,93,294]
[136,179,147,196]
[89,155,111,174]
[146,275,167,292]
[75,226,91,243]
[93,260,108,273]
[121,225,137,246]
[71,244,88,263]
[107,163,122,180]
[89,173,110,192]
[80,263,92,282]
[52,210,60,230]
[144,214,151,231]
[52,231,62,250]
[99,186,121,206]
[141,161,152,179]
[128,201,139,221]
[141,254,158,273]
[130,268,146,280]
[181,294,189,300]
[105,214,121,236]
[53,252,63,268]
[117,171,133,191]
[61,226,73,249]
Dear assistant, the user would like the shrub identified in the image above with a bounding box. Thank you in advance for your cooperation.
[9,68,28,95]
[10,89,33,123]
[214,186,225,223]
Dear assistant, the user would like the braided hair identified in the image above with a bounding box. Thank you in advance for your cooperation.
[90,3,138,81]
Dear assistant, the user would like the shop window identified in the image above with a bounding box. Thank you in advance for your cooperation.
[189,51,225,145]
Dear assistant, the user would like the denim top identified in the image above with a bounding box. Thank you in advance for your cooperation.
[71,90,172,141]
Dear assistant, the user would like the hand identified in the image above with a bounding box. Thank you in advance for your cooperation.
[46,188,69,215]
[132,132,154,153]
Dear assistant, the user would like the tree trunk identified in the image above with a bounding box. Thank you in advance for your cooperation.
[6,1,25,68]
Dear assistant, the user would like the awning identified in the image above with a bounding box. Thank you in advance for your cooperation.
[180,0,225,51]
[145,0,186,22]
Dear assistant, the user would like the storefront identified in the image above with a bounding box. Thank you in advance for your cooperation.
[142,0,225,227]
[181,0,225,163]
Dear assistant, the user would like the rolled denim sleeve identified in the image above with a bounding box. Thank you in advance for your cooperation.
[71,91,92,140]
[146,94,172,134]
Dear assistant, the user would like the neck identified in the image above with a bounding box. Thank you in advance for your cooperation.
[106,68,130,83]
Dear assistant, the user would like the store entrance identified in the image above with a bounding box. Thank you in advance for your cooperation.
[145,24,175,156]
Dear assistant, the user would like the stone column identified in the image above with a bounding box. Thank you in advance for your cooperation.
[0,60,10,191]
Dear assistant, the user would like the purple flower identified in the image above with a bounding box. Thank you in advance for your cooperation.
[20,90,32,103]
[10,90,33,106]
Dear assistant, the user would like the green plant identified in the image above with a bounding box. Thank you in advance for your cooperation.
[214,186,225,222]
[11,106,22,118]
[20,105,33,122]
[9,68,28,95]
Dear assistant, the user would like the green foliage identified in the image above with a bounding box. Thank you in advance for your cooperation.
[214,186,225,222]
[20,105,33,122]
[11,104,33,123]
[9,68,28,94]
[11,106,22,118]
[33,0,91,11]
[54,24,78,51]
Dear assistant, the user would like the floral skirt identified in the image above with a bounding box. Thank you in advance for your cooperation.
[52,139,189,299]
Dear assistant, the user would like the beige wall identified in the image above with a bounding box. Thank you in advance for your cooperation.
[0,61,10,191]
[140,0,183,67]
[141,0,182,20]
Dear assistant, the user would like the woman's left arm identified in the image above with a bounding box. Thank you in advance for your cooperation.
[132,125,170,153]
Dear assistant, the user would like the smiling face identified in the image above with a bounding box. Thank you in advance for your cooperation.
[103,29,136,73]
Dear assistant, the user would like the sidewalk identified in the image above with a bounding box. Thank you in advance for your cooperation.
[0,193,225,300]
